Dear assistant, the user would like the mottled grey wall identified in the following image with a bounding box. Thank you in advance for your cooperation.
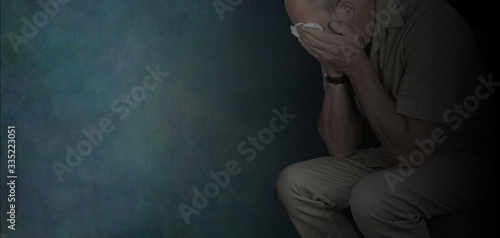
[1,0,331,237]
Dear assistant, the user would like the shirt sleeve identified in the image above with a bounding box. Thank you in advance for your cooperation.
[395,5,483,125]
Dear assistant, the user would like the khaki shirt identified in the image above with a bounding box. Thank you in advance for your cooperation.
[323,0,488,152]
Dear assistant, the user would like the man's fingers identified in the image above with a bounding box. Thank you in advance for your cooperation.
[298,21,368,48]
[299,28,332,49]
[328,21,354,37]
[298,29,322,56]
[297,23,365,68]
[299,26,343,45]
[298,27,345,60]
[298,37,318,59]
[298,37,312,54]
[329,21,370,46]
[298,35,332,63]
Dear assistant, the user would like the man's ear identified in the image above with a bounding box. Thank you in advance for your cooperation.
[336,0,356,22]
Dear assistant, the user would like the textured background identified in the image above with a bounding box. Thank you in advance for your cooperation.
[1,0,495,237]
[1,0,330,237]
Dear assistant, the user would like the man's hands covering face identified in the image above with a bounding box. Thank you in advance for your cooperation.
[297,21,369,76]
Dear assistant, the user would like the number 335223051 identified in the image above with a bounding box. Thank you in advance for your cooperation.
[8,127,16,169]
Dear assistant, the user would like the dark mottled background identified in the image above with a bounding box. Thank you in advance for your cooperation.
[1,0,329,237]
[0,0,495,237]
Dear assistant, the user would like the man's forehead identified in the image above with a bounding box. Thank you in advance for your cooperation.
[286,0,331,24]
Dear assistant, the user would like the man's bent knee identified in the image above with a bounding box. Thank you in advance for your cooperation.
[274,162,309,204]
[350,172,397,229]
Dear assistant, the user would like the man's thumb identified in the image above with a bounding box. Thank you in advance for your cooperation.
[329,21,344,35]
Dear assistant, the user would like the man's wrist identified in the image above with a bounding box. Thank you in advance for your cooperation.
[325,68,343,78]
[343,55,371,79]
[324,72,349,85]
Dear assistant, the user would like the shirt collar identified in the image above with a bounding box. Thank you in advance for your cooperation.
[368,0,406,76]
[374,0,405,29]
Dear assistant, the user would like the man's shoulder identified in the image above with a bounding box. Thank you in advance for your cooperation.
[396,0,474,54]
[402,0,469,30]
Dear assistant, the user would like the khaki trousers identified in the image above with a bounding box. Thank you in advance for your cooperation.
[274,147,494,238]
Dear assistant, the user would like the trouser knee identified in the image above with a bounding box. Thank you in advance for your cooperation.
[274,163,306,207]
[350,173,396,228]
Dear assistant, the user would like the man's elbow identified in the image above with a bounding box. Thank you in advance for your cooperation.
[329,150,355,159]
[318,119,361,159]
[325,142,357,159]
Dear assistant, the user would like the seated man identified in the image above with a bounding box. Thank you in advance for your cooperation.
[274,0,497,237]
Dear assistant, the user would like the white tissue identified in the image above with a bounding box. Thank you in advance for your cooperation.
[290,23,323,38]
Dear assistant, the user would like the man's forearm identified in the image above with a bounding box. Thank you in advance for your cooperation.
[346,59,431,164]
[319,83,362,158]
[294,18,439,165]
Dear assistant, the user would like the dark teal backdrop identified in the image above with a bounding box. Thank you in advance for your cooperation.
[1,0,330,237]
[2,1,495,237]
